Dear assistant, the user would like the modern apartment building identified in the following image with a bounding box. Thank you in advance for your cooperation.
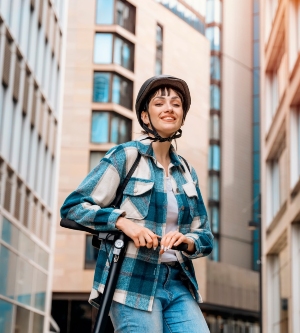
[260,0,300,332]
[0,0,67,332]
[53,0,259,332]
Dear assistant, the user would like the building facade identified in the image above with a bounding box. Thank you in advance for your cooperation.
[53,0,259,332]
[260,0,300,332]
[0,0,67,332]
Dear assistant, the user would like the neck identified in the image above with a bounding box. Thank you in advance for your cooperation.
[152,140,171,161]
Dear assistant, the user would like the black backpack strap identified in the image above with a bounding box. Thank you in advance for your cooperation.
[178,155,190,173]
[111,152,141,208]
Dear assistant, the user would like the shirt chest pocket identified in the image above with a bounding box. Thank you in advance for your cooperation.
[121,178,154,220]
[182,182,198,218]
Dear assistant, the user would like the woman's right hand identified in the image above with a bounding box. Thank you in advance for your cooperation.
[116,216,159,250]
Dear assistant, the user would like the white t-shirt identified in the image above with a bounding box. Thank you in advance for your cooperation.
[161,177,179,262]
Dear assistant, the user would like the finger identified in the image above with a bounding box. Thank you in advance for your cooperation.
[173,235,186,247]
[167,233,182,250]
[139,235,146,247]
[144,233,153,249]
[133,238,140,248]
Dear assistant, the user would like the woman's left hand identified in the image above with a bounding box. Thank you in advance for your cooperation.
[159,231,195,254]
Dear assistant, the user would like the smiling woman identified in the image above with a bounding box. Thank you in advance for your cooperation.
[61,75,213,333]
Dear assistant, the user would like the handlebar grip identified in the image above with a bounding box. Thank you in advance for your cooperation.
[171,243,188,251]
[60,218,99,235]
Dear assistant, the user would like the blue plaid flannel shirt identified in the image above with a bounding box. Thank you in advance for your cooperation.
[60,137,213,312]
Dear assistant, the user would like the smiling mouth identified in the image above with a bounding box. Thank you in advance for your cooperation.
[161,117,176,121]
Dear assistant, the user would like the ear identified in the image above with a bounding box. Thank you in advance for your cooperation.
[141,111,150,125]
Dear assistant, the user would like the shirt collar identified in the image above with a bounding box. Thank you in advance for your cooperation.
[135,135,184,169]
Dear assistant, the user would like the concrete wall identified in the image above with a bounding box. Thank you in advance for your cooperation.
[220,0,253,269]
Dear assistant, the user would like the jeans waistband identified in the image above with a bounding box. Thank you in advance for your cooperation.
[162,261,181,269]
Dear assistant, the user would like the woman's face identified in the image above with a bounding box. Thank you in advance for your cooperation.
[141,88,184,138]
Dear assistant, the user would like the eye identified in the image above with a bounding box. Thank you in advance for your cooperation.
[155,103,163,106]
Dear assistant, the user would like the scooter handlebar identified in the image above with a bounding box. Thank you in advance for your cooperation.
[60,219,188,251]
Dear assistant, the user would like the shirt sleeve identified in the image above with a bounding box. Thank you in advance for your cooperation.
[182,166,214,259]
[60,147,127,232]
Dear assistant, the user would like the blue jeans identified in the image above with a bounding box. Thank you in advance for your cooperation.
[110,263,210,333]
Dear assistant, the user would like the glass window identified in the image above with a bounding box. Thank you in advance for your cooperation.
[209,206,219,234]
[206,26,221,51]
[96,0,114,24]
[34,268,47,310]
[91,111,132,144]
[116,0,136,33]
[1,218,19,249]
[210,56,221,80]
[210,84,220,110]
[113,36,133,70]
[0,245,18,299]
[37,246,49,270]
[85,235,98,269]
[93,72,133,109]
[206,0,222,24]
[89,151,107,171]
[94,33,134,71]
[94,34,113,64]
[32,313,44,333]
[209,145,220,171]
[15,306,30,333]
[15,258,33,306]
[211,238,219,261]
[209,175,219,201]
[91,112,109,143]
[19,232,36,262]
[0,299,13,333]
[96,0,136,34]
[155,25,163,75]
[210,114,220,140]
[93,72,110,103]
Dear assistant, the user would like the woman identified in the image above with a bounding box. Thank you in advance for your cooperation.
[61,75,213,332]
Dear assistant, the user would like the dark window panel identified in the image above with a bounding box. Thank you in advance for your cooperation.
[85,235,98,269]
[2,37,12,87]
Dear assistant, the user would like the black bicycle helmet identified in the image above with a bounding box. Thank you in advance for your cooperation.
[135,75,191,142]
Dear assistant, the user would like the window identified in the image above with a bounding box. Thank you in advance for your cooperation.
[91,111,131,144]
[291,223,300,332]
[210,56,221,80]
[267,147,287,225]
[209,206,219,234]
[267,246,289,333]
[96,0,136,34]
[265,0,279,42]
[290,107,300,189]
[206,0,222,24]
[210,84,220,110]
[289,0,300,71]
[209,175,219,201]
[210,114,220,140]
[265,71,278,131]
[211,239,219,261]
[93,72,133,109]
[155,25,163,75]
[0,299,14,333]
[206,26,221,51]
[89,151,106,171]
[208,145,220,171]
[94,33,134,71]
[156,0,205,34]
[85,235,98,269]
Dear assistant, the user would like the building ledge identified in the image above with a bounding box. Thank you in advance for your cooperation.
[291,178,300,199]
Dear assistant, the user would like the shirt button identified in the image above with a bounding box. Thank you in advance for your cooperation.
[185,266,189,271]
[181,206,185,211]
[176,188,180,193]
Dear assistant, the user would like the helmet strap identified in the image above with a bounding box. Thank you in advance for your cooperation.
[140,112,182,142]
